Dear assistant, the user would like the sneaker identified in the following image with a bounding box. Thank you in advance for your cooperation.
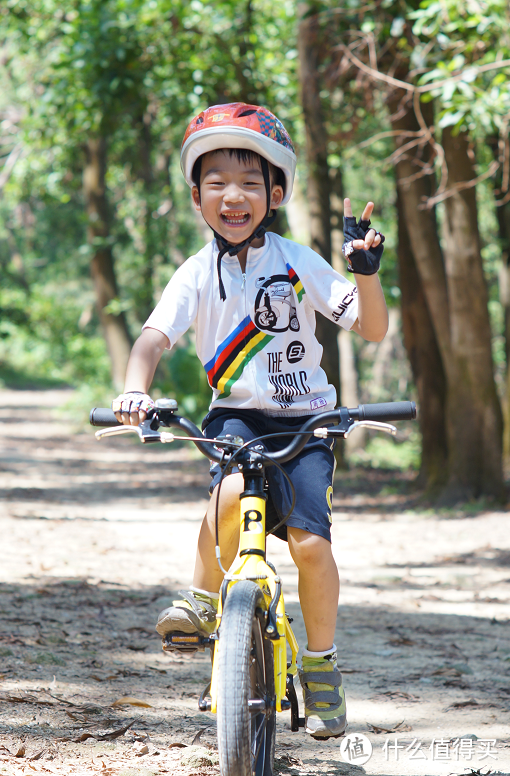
[298,649,347,740]
[156,589,218,639]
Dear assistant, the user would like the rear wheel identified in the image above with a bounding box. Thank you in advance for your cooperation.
[217,581,276,776]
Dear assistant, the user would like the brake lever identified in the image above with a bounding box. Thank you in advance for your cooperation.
[95,419,162,443]
[344,420,397,437]
[314,420,397,439]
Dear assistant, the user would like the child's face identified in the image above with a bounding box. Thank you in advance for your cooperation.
[192,151,283,245]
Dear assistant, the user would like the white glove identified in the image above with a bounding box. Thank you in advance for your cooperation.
[111,391,155,415]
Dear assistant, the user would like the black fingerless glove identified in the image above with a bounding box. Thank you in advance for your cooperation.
[342,216,385,275]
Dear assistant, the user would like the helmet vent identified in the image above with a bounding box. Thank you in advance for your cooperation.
[238,109,257,117]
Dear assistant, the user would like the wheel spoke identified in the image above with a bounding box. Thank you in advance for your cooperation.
[251,714,268,765]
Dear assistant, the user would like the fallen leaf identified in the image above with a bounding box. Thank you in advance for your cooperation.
[445,699,502,711]
[431,666,462,677]
[14,744,26,758]
[28,749,45,761]
[367,720,412,734]
[191,728,209,746]
[168,742,188,749]
[371,691,420,703]
[111,696,152,708]
[276,753,303,767]
[0,692,56,707]
[133,743,149,756]
[59,719,136,743]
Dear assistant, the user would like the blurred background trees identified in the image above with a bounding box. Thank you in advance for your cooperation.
[1,0,509,502]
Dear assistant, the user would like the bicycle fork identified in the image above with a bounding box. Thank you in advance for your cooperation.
[200,446,304,730]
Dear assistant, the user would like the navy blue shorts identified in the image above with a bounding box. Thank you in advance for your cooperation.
[202,408,336,543]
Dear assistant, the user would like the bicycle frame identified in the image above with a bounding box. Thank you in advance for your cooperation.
[209,451,299,716]
[91,398,416,736]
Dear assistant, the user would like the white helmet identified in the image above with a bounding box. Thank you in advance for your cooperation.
[180,102,297,205]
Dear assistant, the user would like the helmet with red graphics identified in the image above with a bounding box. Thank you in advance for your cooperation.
[180,103,296,205]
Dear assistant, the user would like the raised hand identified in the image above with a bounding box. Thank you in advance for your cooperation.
[342,198,385,275]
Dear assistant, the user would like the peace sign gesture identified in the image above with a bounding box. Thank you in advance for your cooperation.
[342,198,385,275]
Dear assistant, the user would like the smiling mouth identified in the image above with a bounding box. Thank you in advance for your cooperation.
[221,212,250,226]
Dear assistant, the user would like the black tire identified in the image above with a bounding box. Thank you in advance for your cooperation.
[217,581,276,776]
[255,310,277,330]
[289,314,300,332]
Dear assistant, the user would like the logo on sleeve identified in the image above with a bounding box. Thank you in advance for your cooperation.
[286,341,305,364]
[332,288,357,322]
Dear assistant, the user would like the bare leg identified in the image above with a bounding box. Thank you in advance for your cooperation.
[192,473,243,593]
[287,527,339,652]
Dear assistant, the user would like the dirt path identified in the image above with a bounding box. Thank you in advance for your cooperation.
[0,388,509,776]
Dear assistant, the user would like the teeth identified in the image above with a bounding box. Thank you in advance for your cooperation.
[222,212,249,224]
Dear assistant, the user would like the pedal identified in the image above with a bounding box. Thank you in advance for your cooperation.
[162,631,214,654]
[285,673,305,731]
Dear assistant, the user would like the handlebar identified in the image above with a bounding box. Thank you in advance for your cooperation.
[90,400,416,465]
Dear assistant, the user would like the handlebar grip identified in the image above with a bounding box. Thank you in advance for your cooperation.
[356,401,417,422]
[90,408,122,427]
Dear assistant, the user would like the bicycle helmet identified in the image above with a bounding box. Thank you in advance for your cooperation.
[180,103,297,300]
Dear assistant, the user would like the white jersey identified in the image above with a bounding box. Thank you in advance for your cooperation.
[143,233,358,417]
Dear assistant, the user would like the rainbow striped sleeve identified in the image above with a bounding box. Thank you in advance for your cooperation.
[286,263,305,302]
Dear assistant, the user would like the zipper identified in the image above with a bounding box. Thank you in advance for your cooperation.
[241,272,246,291]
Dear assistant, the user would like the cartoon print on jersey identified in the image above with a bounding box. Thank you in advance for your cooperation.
[205,316,274,399]
[254,275,300,333]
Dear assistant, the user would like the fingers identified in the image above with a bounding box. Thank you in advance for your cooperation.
[344,199,376,222]
[363,229,382,250]
[361,201,374,221]
[120,410,142,426]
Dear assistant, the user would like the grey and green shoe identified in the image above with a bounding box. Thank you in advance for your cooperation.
[156,589,218,639]
[298,650,347,740]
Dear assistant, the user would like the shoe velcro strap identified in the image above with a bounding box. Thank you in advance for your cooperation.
[177,590,216,622]
[299,671,343,686]
[303,689,342,710]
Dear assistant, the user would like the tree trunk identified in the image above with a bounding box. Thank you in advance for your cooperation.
[441,127,504,500]
[83,137,132,390]
[396,188,447,489]
[488,136,510,460]
[388,92,448,490]
[137,112,156,322]
[297,3,341,404]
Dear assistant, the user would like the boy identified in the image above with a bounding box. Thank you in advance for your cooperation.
[112,103,387,739]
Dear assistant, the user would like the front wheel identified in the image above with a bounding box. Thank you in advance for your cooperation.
[217,581,276,776]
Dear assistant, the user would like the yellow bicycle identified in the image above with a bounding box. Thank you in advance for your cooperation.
[91,398,416,776]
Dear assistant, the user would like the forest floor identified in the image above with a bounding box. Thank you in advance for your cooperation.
[1,387,510,776]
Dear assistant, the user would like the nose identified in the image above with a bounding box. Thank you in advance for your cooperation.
[223,182,245,205]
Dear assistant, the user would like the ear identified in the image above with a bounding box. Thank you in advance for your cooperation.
[270,185,284,209]
[191,186,201,212]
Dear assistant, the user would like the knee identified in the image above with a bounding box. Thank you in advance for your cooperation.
[288,529,332,568]
[210,473,243,523]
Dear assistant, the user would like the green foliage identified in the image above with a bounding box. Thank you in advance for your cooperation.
[349,431,421,471]
[1,0,509,468]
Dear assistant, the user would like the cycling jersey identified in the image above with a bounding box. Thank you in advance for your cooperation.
[143,233,358,417]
